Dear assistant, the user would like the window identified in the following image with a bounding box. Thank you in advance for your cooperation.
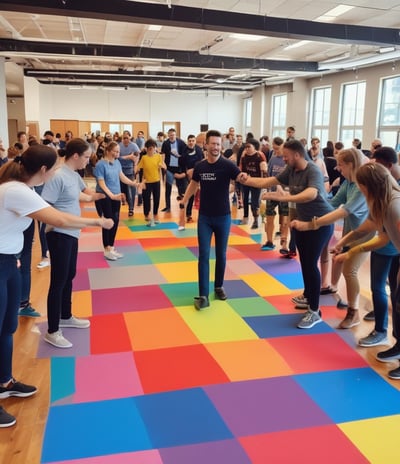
[90,122,101,135]
[244,98,252,135]
[378,75,400,149]
[310,87,331,147]
[339,81,366,148]
[271,94,287,138]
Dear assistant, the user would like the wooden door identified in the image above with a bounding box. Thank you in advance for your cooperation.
[26,121,39,138]
[132,122,149,139]
[162,121,181,138]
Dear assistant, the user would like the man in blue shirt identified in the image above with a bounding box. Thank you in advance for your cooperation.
[119,133,140,216]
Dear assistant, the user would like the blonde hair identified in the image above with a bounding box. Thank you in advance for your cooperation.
[337,147,364,175]
[356,162,400,225]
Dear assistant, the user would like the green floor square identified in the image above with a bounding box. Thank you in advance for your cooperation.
[147,247,197,263]
[228,297,280,317]
[160,282,199,306]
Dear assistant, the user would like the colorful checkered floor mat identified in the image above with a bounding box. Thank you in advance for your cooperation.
[38,212,400,463]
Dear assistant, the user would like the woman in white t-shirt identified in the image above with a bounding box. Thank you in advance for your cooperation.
[0,145,113,428]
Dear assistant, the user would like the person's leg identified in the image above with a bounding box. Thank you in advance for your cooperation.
[213,214,231,290]
[60,236,78,320]
[46,232,72,333]
[142,184,151,218]
[0,256,20,383]
[338,251,369,329]
[19,221,34,310]
[108,200,121,247]
[163,170,173,211]
[125,174,136,214]
[250,187,260,228]
[186,194,195,219]
[370,252,393,333]
[152,181,161,218]
[241,186,250,222]
[197,214,213,298]
[296,225,333,311]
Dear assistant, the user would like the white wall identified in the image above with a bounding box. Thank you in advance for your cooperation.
[29,85,244,138]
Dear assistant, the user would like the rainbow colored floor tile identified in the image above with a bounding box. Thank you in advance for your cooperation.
[39,212,400,463]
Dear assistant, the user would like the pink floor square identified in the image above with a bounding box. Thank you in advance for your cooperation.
[47,449,163,464]
[72,268,90,292]
[73,352,144,403]
[77,251,110,270]
[91,285,173,314]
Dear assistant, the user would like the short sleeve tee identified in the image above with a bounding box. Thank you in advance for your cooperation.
[94,159,122,195]
[0,181,49,253]
[192,156,240,217]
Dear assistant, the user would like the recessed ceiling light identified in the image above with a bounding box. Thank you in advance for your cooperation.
[283,40,311,50]
[316,4,354,22]
[148,25,162,31]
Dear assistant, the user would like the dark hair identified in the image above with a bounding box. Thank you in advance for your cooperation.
[17,131,26,139]
[55,133,62,139]
[373,146,398,166]
[14,142,23,150]
[157,131,165,137]
[44,130,54,137]
[0,144,57,185]
[287,126,295,132]
[273,136,284,146]
[283,139,307,158]
[65,138,90,160]
[353,138,362,149]
[206,130,222,142]
[246,138,260,150]
[245,132,254,140]
[145,138,157,149]
[187,134,196,140]
[335,141,344,151]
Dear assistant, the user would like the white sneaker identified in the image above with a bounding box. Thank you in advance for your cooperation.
[178,226,185,231]
[110,247,124,259]
[44,330,72,348]
[37,259,50,269]
[59,316,90,329]
[104,250,117,261]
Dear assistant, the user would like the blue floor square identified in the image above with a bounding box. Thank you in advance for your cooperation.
[135,388,233,448]
[272,271,304,290]
[294,367,400,423]
[243,313,334,338]
[222,279,259,299]
[41,398,151,463]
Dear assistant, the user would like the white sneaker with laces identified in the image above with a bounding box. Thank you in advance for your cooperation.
[110,247,124,259]
[44,330,73,348]
[178,226,185,231]
[59,316,90,329]
[104,250,117,261]
[37,259,50,269]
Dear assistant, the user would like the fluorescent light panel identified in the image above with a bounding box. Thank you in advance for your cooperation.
[229,33,264,41]
[283,40,311,50]
[316,4,354,22]
[148,25,162,31]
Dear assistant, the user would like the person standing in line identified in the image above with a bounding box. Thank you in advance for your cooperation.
[332,162,400,380]
[41,138,109,348]
[135,130,146,150]
[179,130,242,310]
[94,142,138,261]
[118,133,140,217]
[239,138,267,229]
[241,139,334,329]
[0,145,113,427]
[178,134,204,230]
[136,139,166,225]
[291,148,371,330]
[161,128,187,212]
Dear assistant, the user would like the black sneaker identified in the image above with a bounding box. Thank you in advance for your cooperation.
[376,345,400,363]
[363,310,375,321]
[388,366,400,380]
[0,378,37,399]
[194,296,210,310]
[215,287,227,300]
[0,407,16,428]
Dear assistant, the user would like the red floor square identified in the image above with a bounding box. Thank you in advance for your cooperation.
[134,344,230,394]
[268,333,368,374]
[239,424,369,463]
[90,313,132,354]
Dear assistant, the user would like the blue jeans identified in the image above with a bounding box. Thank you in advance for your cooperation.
[197,214,231,297]
[295,225,333,311]
[120,173,136,212]
[0,254,20,383]
[46,232,78,333]
[371,252,399,333]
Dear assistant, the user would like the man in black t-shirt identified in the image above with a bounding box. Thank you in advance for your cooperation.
[179,130,242,310]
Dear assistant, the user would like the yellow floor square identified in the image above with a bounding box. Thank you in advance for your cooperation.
[72,290,92,317]
[177,302,258,343]
[240,271,292,297]
[339,415,400,463]
[155,261,199,283]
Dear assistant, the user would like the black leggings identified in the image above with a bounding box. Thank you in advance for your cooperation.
[95,197,121,248]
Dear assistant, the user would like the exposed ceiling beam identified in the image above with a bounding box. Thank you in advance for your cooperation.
[0,38,319,72]
[0,0,399,46]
